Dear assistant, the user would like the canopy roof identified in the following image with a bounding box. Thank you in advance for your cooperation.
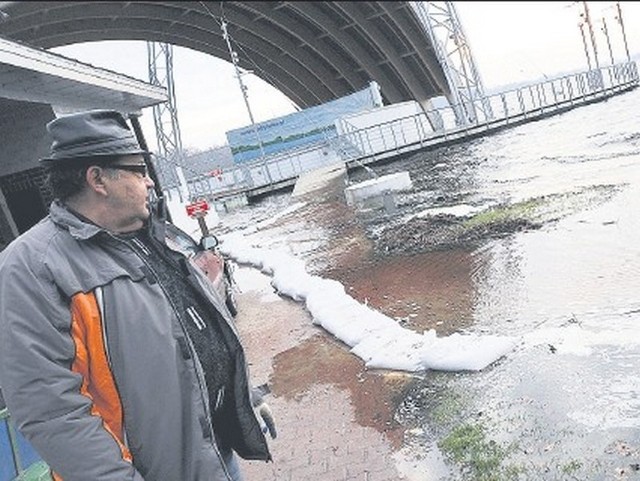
[0,35,166,112]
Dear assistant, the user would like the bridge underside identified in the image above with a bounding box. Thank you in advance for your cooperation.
[0,1,450,109]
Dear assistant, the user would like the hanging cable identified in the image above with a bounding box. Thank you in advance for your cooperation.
[198,1,302,113]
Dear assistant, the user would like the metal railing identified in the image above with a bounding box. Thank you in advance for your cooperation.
[186,61,639,202]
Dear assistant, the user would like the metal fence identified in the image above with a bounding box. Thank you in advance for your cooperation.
[186,61,639,201]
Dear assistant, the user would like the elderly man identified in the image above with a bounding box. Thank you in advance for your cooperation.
[0,110,273,481]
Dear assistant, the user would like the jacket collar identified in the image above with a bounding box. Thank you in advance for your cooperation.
[49,199,167,243]
[49,200,105,241]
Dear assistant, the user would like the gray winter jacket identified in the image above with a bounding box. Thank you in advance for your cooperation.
[0,201,270,481]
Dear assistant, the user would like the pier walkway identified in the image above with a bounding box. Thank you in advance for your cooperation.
[186,61,639,207]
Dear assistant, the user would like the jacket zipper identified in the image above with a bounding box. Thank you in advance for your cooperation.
[186,306,207,331]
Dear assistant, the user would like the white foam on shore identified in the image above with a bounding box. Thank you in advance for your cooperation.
[219,232,517,372]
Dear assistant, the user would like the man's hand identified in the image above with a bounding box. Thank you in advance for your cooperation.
[251,384,277,439]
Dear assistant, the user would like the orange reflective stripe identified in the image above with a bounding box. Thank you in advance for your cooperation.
[70,292,132,463]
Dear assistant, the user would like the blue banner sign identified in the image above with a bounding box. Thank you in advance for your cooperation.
[226,82,382,163]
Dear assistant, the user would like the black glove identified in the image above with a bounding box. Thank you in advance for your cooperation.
[251,384,277,439]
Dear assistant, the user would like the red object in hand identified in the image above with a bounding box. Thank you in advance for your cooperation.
[186,199,209,218]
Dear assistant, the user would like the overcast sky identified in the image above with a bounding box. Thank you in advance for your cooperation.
[52,1,640,152]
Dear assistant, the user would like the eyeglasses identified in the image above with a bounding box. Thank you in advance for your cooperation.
[106,164,148,177]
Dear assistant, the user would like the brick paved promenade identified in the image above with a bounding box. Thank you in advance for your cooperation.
[223,164,426,480]
[234,271,411,481]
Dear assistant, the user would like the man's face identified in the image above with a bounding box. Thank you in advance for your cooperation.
[102,154,155,232]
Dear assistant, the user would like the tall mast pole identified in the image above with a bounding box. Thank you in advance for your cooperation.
[220,20,268,164]
[147,41,190,202]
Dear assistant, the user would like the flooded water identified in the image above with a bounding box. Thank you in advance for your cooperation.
[220,87,640,480]
[349,88,640,479]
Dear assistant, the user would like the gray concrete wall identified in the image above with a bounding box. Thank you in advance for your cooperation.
[0,99,55,177]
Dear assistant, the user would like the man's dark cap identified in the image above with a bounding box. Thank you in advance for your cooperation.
[40,110,147,164]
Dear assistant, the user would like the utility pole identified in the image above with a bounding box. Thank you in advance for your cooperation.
[581,1,600,70]
[220,19,272,183]
[615,1,631,62]
[578,22,593,71]
[601,17,615,66]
